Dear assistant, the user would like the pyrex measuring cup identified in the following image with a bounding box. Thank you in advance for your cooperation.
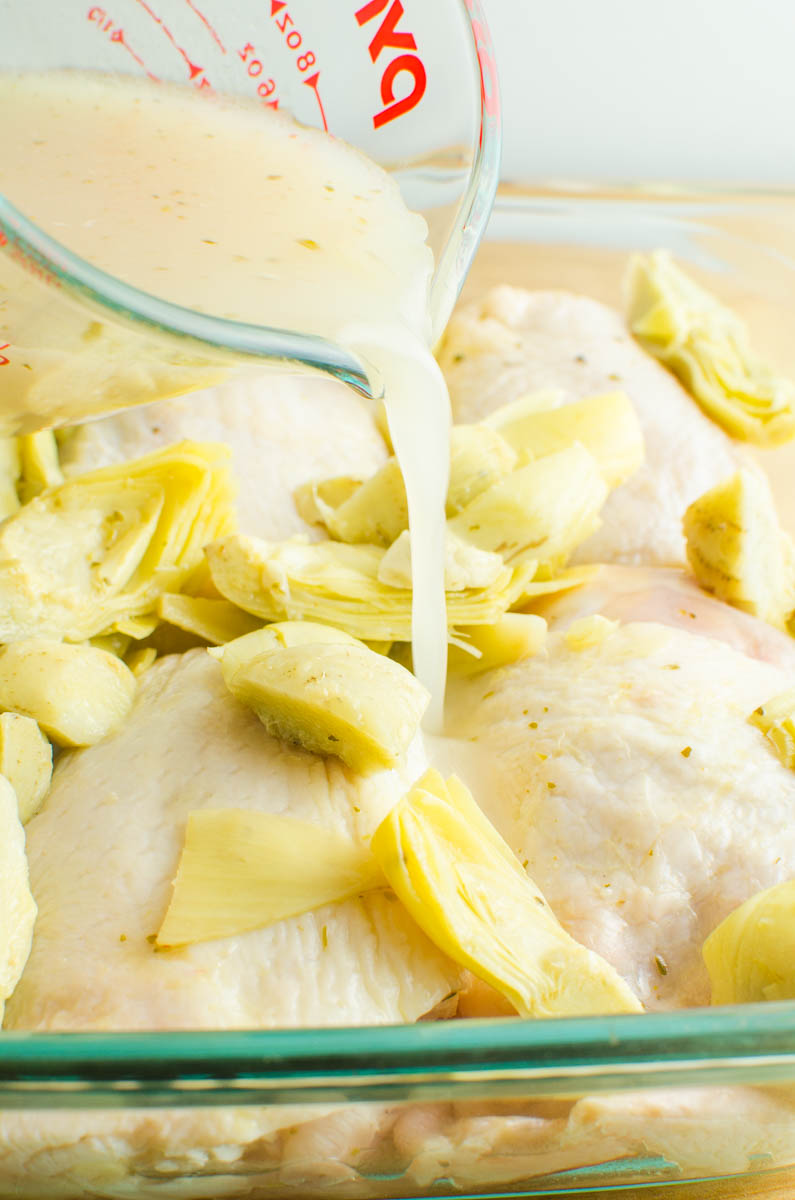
[0,0,500,434]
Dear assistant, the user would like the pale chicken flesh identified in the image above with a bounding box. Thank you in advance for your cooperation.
[437,286,746,565]
[3,282,795,1195]
[59,372,388,542]
[6,650,457,1033]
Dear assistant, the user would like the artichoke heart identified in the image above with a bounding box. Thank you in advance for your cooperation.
[294,425,516,542]
[446,425,517,515]
[486,391,644,488]
[447,614,547,677]
[0,712,52,823]
[703,880,795,1004]
[626,250,795,445]
[157,809,384,947]
[0,442,236,643]
[378,530,504,592]
[371,770,642,1017]
[156,594,261,647]
[206,535,537,643]
[683,469,795,629]
[17,430,63,503]
[226,642,429,772]
[0,438,21,520]
[323,458,408,546]
[749,688,795,769]
[565,614,620,651]
[210,620,360,686]
[448,444,608,569]
[0,639,136,747]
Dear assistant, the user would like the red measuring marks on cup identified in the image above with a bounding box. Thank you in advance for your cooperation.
[355,0,426,130]
[131,0,211,88]
[182,0,226,54]
[87,7,158,78]
[237,4,327,129]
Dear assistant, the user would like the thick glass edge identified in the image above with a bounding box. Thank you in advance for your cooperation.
[2,1003,795,1108]
[0,194,373,396]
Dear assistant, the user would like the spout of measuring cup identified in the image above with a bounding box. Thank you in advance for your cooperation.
[0,195,377,434]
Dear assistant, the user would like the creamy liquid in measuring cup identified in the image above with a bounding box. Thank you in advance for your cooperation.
[0,72,450,722]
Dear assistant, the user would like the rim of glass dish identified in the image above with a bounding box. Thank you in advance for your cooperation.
[2,1001,795,1109]
[0,1,501,399]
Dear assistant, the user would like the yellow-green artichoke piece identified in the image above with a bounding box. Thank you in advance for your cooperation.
[156,594,261,647]
[295,426,516,544]
[0,439,21,520]
[0,442,236,643]
[448,444,608,569]
[371,770,643,1017]
[125,646,158,678]
[17,430,63,503]
[377,529,504,592]
[157,809,384,947]
[683,468,795,629]
[0,712,52,823]
[749,688,795,769]
[564,614,620,651]
[447,614,547,677]
[209,620,360,686]
[226,642,429,772]
[446,425,518,515]
[324,458,408,546]
[293,476,362,530]
[487,391,644,488]
[626,250,795,445]
[703,880,795,1004]
[206,535,537,643]
[0,639,136,747]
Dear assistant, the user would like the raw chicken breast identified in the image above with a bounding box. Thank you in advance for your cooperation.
[437,287,745,565]
[445,574,795,1010]
[6,650,458,1032]
[59,372,388,540]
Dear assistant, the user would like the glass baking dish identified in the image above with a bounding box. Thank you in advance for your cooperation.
[2,187,795,1200]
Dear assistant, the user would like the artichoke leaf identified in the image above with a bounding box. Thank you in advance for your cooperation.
[157,809,384,947]
[0,442,236,643]
[0,639,136,747]
[704,881,795,1004]
[448,445,608,569]
[210,620,360,686]
[683,468,795,629]
[749,688,795,769]
[371,770,643,1017]
[226,642,429,772]
[626,250,795,445]
[0,712,52,823]
[157,594,261,647]
[207,534,537,643]
[487,391,644,488]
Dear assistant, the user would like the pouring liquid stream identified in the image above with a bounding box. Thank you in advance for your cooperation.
[0,71,450,719]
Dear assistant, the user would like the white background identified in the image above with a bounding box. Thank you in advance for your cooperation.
[484,0,795,187]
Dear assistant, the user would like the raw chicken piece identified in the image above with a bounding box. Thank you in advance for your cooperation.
[437,287,745,565]
[6,650,458,1032]
[0,775,36,1022]
[530,562,795,671]
[445,574,795,1011]
[59,372,388,541]
[392,1087,795,1191]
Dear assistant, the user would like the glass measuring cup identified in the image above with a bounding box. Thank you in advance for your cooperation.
[0,0,500,434]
